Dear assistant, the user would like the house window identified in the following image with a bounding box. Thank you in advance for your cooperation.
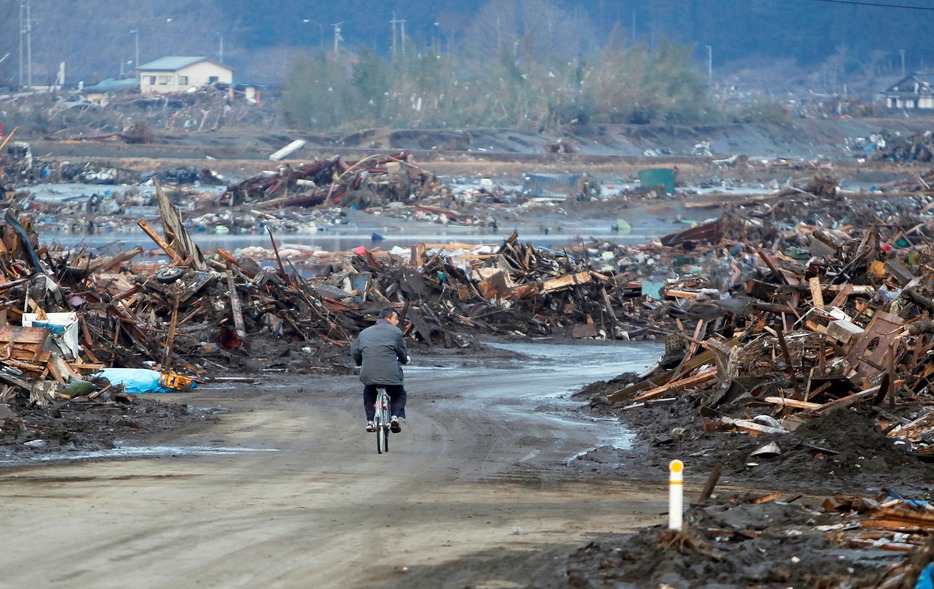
[208,76,219,84]
[158,75,171,85]
[178,75,189,85]
[148,76,156,85]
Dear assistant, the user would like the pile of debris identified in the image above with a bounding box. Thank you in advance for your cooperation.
[8,168,934,398]
[0,181,670,404]
[222,151,451,209]
[874,130,934,164]
[570,183,934,446]
[3,164,934,442]
[567,179,934,588]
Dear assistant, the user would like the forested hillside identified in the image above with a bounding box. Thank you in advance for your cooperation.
[0,0,928,95]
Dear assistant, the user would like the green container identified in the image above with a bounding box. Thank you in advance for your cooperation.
[638,168,676,194]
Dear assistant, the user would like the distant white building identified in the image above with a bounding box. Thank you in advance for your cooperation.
[137,56,232,96]
[884,74,934,110]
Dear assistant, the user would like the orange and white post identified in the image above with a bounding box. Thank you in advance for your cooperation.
[668,459,684,530]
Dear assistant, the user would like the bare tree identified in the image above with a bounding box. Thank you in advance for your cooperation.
[462,0,596,62]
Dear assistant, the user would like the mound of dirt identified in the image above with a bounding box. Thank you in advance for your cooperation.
[0,395,212,461]
[564,517,898,589]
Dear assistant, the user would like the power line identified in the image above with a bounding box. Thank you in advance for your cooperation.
[810,0,934,10]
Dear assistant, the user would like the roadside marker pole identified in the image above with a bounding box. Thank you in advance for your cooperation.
[669,459,684,530]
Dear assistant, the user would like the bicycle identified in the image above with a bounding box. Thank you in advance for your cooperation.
[373,386,391,454]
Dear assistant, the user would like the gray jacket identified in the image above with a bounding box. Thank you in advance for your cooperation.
[350,319,409,385]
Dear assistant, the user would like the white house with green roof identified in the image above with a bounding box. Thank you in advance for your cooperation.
[137,56,232,96]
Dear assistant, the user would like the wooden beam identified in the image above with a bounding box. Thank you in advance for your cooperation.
[809,276,824,310]
[266,226,289,282]
[93,246,144,273]
[815,383,900,415]
[720,416,788,435]
[226,271,246,338]
[162,297,179,370]
[631,368,718,403]
[137,219,182,263]
[541,271,592,294]
[763,396,822,410]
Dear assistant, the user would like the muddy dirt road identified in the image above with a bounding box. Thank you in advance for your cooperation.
[0,342,668,589]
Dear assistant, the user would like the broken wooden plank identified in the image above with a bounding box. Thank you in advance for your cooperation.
[631,368,718,403]
[46,357,67,385]
[92,246,144,274]
[814,382,901,415]
[0,325,50,346]
[846,538,917,552]
[763,397,822,410]
[137,219,183,263]
[863,507,934,532]
[809,276,824,310]
[162,297,179,370]
[665,290,701,299]
[607,370,675,404]
[720,416,788,435]
[155,179,207,271]
[225,271,246,338]
[540,271,592,295]
[601,287,618,323]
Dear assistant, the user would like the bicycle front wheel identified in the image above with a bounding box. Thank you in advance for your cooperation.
[377,423,387,454]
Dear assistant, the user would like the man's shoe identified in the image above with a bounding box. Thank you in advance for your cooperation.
[366,421,376,432]
[390,416,401,433]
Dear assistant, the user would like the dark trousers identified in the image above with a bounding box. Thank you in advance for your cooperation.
[363,384,406,421]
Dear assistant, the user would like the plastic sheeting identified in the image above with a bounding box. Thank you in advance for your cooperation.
[94,368,196,394]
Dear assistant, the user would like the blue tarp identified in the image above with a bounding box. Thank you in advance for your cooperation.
[94,368,196,394]
[916,563,934,589]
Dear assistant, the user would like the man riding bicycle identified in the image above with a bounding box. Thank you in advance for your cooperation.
[351,306,409,433]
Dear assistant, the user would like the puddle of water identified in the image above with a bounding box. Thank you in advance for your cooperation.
[494,340,661,453]
[41,226,661,253]
[0,445,279,465]
[480,340,662,392]
[423,340,663,453]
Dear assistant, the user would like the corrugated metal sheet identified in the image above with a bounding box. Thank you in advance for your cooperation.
[521,173,585,199]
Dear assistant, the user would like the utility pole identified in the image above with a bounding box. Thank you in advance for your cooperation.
[302,19,324,51]
[631,8,636,47]
[131,29,139,74]
[389,14,406,58]
[18,0,23,86]
[390,13,398,59]
[217,32,224,63]
[900,49,906,77]
[400,19,405,57]
[332,22,343,55]
[706,45,712,87]
[25,0,32,87]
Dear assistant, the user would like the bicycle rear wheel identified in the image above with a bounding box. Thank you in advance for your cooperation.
[376,390,390,454]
